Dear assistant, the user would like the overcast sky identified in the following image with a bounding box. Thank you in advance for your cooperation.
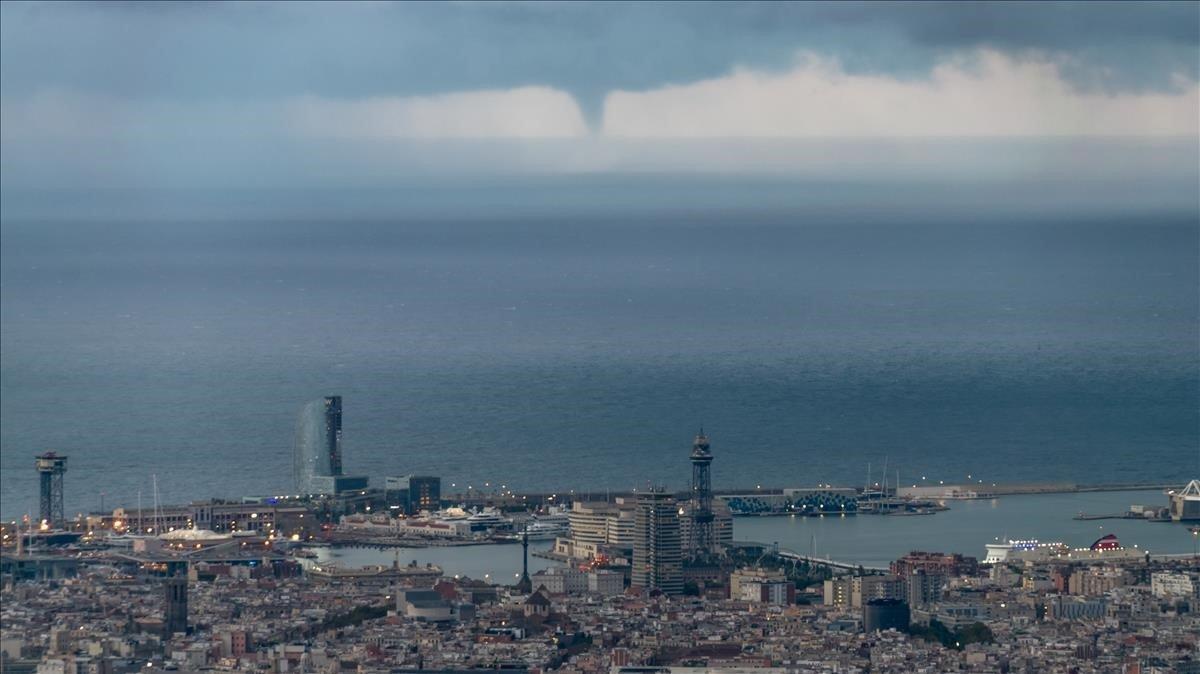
[1,1,1197,200]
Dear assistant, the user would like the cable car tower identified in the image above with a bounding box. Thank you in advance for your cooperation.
[36,451,67,529]
[689,430,715,558]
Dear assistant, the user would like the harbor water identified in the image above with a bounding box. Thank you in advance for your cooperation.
[314,490,1197,580]
[733,489,1196,569]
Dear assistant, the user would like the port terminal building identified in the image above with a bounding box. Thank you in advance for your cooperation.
[720,488,859,516]
[1168,480,1200,521]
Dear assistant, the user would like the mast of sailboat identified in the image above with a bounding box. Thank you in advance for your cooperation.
[152,474,161,534]
[137,489,143,535]
[881,456,888,496]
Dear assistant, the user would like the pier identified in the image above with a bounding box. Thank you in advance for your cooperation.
[1073,512,1137,521]
[774,548,888,573]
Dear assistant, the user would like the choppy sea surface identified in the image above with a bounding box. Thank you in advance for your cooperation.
[2,200,1197,517]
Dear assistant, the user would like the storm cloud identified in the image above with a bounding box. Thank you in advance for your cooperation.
[1,1,1197,205]
[2,2,1196,102]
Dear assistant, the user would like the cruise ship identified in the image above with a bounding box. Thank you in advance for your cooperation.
[464,507,512,532]
[492,506,572,541]
[984,534,1145,564]
[522,519,570,540]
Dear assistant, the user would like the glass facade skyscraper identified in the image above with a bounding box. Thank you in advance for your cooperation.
[294,396,343,494]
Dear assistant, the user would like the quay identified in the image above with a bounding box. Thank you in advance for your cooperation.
[326,538,513,549]
[3,479,1192,553]
[1073,513,1135,521]
[776,548,888,573]
[531,549,572,563]
[439,482,1180,507]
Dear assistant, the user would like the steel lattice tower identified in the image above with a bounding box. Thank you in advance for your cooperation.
[689,431,715,558]
[36,451,67,529]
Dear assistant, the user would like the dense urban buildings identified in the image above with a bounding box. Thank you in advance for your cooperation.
[890,551,979,578]
[8,413,1200,673]
[4,452,1200,673]
[729,567,794,605]
[4,534,1198,674]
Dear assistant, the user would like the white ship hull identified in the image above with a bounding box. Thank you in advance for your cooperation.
[985,536,1145,564]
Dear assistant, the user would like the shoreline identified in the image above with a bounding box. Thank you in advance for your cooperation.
[0,482,1183,522]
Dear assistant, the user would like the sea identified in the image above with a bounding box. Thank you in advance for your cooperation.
[1,181,1198,518]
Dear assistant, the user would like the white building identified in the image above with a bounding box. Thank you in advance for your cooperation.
[730,567,794,605]
[567,500,637,548]
[1151,571,1200,599]
[587,569,624,596]
[530,567,587,595]
[553,536,603,560]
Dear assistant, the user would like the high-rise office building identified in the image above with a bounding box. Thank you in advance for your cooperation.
[385,475,441,514]
[632,489,683,596]
[407,476,440,513]
[294,396,343,494]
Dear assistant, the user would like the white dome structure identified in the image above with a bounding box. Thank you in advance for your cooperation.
[159,527,231,542]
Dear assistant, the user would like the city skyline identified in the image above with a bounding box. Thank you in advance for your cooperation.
[2,2,1198,671]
